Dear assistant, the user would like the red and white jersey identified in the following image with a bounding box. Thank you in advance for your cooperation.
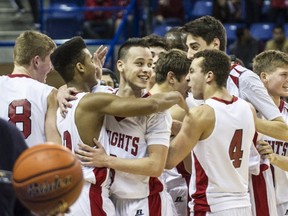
[105,92,172,199]
[227,64,280,120]
[189,97,255,213]
[262,100,288,206]
[57,92,110,185]
[0,74,53,147]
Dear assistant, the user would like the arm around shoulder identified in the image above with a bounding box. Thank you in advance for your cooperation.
[45,88,61,144]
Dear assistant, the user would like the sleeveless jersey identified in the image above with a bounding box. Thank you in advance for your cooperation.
[105,92,173,199]
[262,100,288,206]
[189,97,255,213]
[57,92,114,216]
[0,74,53,147]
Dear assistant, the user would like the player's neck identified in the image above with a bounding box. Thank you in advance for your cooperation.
[204,87,232,101]
[271,95,281,108]
[149,83,172,95]
[12,65,33,78]
[67,81,90,93]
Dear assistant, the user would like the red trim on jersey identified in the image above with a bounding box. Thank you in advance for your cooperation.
[191,153,210,213]
[148,193,161,216]
[211,96,238,105]
[279,99,285,112]
[89,183,107,216]
[229,63,243,88]
[7,74,32,79]
[149,177,164,196]
[176,161,191,187]
[89,167,108,215]
[194,212,207,216]
[251,173,270,216]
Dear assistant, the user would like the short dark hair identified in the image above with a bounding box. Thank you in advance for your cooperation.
[165,27,187,51]
[181,15,227,52]
[51,36,86,83]
[117,38,149,61]
[142,34,168,50]
[194,49,231,87]
[155,49,191,83]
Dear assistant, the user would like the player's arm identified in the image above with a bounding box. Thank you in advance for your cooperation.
[257,140,288,171]
[255,117,288,141]
[45,88,61,144]
[79,91,188,117]
[165,105,213,169]
[241,73,288,141]
[77,141,168,177]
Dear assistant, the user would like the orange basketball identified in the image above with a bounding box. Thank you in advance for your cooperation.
[12,143,84,216]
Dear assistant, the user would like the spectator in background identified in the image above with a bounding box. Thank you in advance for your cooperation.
[212,0,242,23]
[12,0,40,29]
[245,0,263,24]
[83,0,114,39]
[265,25,288,53]
[101,68,119,88]
[155,0,184,25]
[270,0,288,25]
[229,26,264,69]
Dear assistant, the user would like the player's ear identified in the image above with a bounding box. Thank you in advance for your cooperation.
[212,38,220,50]
[206,71,214,83]
[259,72,268,84]
[117,60,124,73]
[76,62,84,73]
[167,71,175,84]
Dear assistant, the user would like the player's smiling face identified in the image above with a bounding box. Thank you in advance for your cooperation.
[264,67,288,98]
[121,46,153,90]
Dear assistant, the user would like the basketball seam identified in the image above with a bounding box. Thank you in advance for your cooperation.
[13,160,77,183]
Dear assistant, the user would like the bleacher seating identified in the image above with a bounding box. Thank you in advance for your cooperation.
[224,23,245,42]
[44,3,84,39]
[250,23,275,41]
[190,0,213,20]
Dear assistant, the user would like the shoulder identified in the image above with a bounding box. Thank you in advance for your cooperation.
[187,104,214,125]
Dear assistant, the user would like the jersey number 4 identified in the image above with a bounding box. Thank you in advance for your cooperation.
[229,129,243,168]
[8,99,31,139]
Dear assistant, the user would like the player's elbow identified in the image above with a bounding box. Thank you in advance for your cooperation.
[149,164,165,177]
[165,159,175,170]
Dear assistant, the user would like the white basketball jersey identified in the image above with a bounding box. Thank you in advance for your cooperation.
[262,100,288,206]
[105,93,172,199]
[189,97,255,213]
[0,75,53,147]
[57,92,109,185]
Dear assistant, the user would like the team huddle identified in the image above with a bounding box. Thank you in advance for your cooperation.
[1,15,288,216]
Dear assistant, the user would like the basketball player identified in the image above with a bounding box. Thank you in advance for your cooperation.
[149,48,192,216]
[75,38,188,216]
[252,50,288,216]
[0,31,60,147]
[51,37,188,216]
[0,118,32,216]
[181,15,288,216]
[166,49,255,215]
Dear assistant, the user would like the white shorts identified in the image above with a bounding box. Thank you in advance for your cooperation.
[111,190,176,216]
[277,202,288,216]
[190,207,252,216]
[66,181,115,216]
[165,177,189,216]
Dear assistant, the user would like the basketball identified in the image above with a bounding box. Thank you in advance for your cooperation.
[12,143,84,216]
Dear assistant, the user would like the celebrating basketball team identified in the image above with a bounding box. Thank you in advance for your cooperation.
[1,15,288,216]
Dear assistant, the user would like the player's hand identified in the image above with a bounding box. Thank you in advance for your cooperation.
[257,140,276,162]
[93,45,108,79]
[75,139,108,167]
[57,85,78,118]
